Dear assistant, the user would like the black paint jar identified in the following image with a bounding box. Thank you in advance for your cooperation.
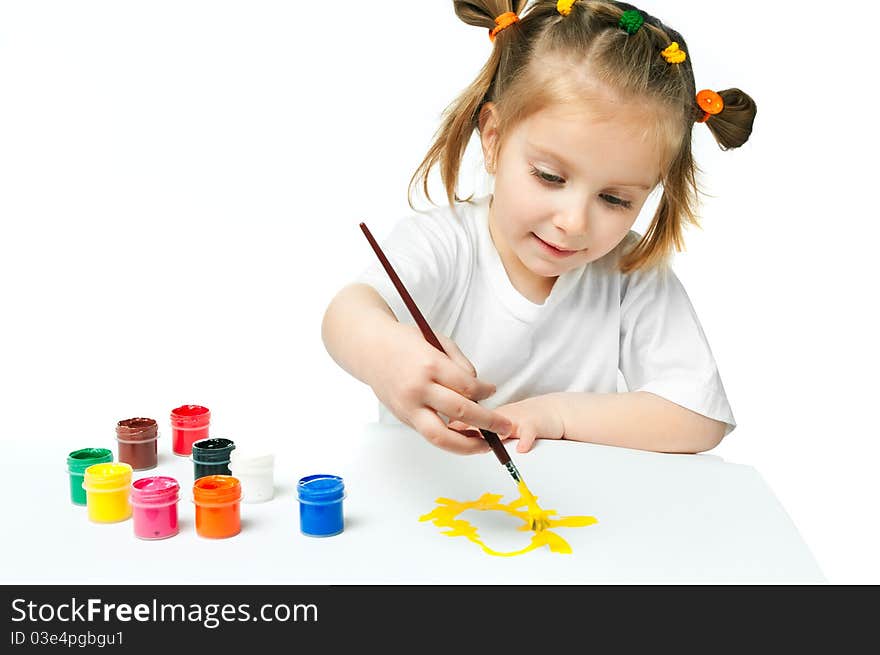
[191,438,236,481]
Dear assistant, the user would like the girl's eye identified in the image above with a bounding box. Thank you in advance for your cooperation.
[529,166,565,185]
[600,194,633,211]
[530,166,633,211]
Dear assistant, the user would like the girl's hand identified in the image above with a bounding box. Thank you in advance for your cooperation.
[449,395,564,453]
[368,323,514,455]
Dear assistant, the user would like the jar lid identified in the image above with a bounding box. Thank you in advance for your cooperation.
[229,452,274,469]
[131,476,180,503]
[67,448,113,474]
[170,405,211,427]
[191,438,236,463]
[298,474,344,503]
[193,475,241,505]
[83,462,133,491]
[116,417,158,441]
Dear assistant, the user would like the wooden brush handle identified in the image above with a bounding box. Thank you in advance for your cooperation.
[359,222,444,351]
[479,429,512,465]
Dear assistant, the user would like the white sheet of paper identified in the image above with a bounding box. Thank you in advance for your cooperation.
[2,423,824,584]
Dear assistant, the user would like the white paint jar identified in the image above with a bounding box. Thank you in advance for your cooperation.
[229,452,274,503]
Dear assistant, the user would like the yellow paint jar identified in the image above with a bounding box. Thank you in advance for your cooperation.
[82,462,133,523]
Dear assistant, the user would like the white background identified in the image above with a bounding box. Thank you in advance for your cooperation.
[1,1,877,583]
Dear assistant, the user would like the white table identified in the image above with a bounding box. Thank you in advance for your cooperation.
[2,423,825,584]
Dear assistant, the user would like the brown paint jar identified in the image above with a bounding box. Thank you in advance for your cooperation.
[116,417,159,471]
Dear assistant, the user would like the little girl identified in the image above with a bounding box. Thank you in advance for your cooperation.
[322,0,756,456]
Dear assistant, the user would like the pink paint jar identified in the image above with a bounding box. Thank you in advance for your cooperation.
[130,476,180,540]
[170,405,210,456]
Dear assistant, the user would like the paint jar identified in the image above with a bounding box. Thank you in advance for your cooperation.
[130,476,180,540]
[170,404,210,456]
[193,475,241,539]
[297,474,345,537]
[67,448,113,505]
[82,462,133,523]
[116,417,159,471]
[229,452,274,503]
[191,437,235,480]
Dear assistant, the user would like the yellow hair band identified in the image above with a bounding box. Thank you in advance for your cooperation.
[489,12,520,41]
[661,42,687,64]
[557,0,577,16]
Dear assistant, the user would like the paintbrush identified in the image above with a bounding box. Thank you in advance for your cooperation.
[359,221,545,529]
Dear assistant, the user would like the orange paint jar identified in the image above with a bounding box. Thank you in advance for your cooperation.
[193,475,241,539]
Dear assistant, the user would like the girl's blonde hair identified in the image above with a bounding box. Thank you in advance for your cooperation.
[409,0,757,272]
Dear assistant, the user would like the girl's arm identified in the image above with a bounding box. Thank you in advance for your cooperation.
[490,392,727,455]
[548,391,727,454]
[321,283,399,385]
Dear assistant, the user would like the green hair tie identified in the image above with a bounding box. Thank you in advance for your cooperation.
[618,10,644,35]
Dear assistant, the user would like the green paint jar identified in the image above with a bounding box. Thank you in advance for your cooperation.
[67,448,113,505]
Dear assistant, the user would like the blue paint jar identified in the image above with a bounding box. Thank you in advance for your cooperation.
[297,474,345,537]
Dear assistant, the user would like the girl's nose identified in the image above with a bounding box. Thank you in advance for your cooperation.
[552,204,589,235]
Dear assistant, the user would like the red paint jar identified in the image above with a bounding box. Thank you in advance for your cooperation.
[170,405,210,456]
[130,476,180,540]
[116,418,159,471]
[193,475,241,539]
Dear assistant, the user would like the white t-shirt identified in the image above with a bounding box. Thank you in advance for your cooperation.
[356,195,736,435]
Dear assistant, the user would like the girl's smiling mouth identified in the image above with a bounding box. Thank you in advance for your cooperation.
[532,233,585,257]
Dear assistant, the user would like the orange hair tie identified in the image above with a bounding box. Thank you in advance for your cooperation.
[696,89,724,123]
[489,12,520,41]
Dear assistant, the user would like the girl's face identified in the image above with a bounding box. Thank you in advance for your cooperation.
[481,100,665,301]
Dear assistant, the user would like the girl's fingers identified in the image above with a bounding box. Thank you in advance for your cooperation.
[427,384,513,436]
[448,420,483,440]
[432,359,496,402]
[515,423,538,453]
[411,409,492,455]
[449,419,516,442]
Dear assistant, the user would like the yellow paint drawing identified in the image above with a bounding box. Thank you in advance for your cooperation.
[419,480,597,557]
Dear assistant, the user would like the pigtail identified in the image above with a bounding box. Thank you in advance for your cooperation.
[408,1,529,210]
[698,88,758,150]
